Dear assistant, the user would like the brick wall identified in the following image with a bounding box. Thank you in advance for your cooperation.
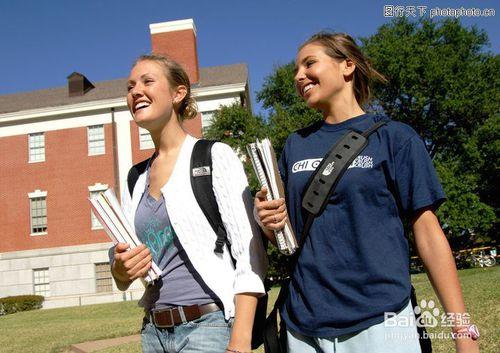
[0,125,116,252]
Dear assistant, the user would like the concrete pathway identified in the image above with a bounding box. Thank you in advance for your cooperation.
[69,334,140,353]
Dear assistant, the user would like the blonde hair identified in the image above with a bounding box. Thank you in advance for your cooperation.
[134,54,198,120]
[300,32,387,107]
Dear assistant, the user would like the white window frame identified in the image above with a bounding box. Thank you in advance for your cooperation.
[88,183,108,230]
[33,268,50,297]
[139,127,154,150]
[95,262,113,293]
[28,190,48,236]
[87,125,105,156]
[201,110,217,130]
[28,132,45,163]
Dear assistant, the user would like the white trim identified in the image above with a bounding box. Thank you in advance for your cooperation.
[192,82,246,98]
[0,84,246,127]
[28,191,48,236]
[28,189,48,237]
[114,111,133,198]
[87,124,106,156]
[138,127,155,150]
[149,19,196,36]
[0,111,117,138]
[28,189,47,198]
[0,242,112,260]
[88,183,108,192]
[28,159,45,164]
[28,132,45,163]
[0,98,127,123]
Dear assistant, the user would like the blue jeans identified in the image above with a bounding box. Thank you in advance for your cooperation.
[287,301,421,353]
[141,310,232,353]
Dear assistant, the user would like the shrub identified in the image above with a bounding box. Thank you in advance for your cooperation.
[0,295,44,315]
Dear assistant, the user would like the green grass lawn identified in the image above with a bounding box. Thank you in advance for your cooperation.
[0,267,497,353]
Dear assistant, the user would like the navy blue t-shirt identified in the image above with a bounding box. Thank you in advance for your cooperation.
[279,113,445,337]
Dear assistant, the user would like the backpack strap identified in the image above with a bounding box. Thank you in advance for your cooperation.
[190,140,228,255]
[127,158,150,197]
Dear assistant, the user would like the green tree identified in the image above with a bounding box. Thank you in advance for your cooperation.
[472,115,500,210]
[203,102,267,152]
[203,102,268,193]
[435,156,496,245]
[434,115,499,244]
[257,63,323,156]
[360,18,499,159]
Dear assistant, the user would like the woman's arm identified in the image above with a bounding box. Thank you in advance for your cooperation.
[211,143,268,351]
[413,209,479,353]
[226,293,258,353]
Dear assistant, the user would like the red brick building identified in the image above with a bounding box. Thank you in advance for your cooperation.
[0,19,251,308]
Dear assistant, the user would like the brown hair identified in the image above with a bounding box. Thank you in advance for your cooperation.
[133,54,198,120]
[299,32,387,107]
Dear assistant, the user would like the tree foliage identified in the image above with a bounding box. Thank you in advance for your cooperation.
[360,18,499,159]
[257,63,323,156]
[203,102,267,153]
[203,103,268,193]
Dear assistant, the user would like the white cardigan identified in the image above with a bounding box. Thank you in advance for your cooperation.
[121,135,268,319]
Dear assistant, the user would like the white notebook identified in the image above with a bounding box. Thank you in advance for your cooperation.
[247,138,298,255]
[89,189,161,283]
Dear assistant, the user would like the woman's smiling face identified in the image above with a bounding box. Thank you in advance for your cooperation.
[126,60,176,130]
[294,43,347,111]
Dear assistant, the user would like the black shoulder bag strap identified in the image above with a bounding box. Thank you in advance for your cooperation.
[127,158,151,197]
[190,139,229,255]
[263,120,387,353]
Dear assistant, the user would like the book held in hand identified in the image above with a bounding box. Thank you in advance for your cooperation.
[247,138,298,255]
[88,189,161,283]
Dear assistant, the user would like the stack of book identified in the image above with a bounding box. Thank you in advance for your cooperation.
[89,189,161,283]
[247,138,298,255]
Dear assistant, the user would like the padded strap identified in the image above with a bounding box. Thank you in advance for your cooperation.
[190,140,228,254]
[127,158,150,197]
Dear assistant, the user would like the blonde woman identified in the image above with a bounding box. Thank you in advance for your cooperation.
[111,54,268,353]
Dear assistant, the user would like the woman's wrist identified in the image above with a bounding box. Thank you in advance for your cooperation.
[227,333,252,353]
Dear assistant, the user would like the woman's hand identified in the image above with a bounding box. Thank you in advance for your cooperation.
[254,186,288,244]
[112,243,152,284]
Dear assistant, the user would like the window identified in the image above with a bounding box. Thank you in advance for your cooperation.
[89,183,108,230]
[95,263,113,293]
[28,132,45,162]
[33,268,50,296]
[139,127,154,150]
[29,190,47,235]
[88,125,105,155]
[201,111,217,129]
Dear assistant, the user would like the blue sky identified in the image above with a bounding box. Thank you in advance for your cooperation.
[0,0,497,115]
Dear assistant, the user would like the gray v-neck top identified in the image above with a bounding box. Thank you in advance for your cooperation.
[134,166,217,310]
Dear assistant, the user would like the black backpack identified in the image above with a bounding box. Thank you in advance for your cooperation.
[127,139,268,349]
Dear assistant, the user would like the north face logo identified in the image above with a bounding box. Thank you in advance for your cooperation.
[322,161,335,176]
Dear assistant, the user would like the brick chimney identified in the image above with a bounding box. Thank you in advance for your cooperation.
[149,19,200,84]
